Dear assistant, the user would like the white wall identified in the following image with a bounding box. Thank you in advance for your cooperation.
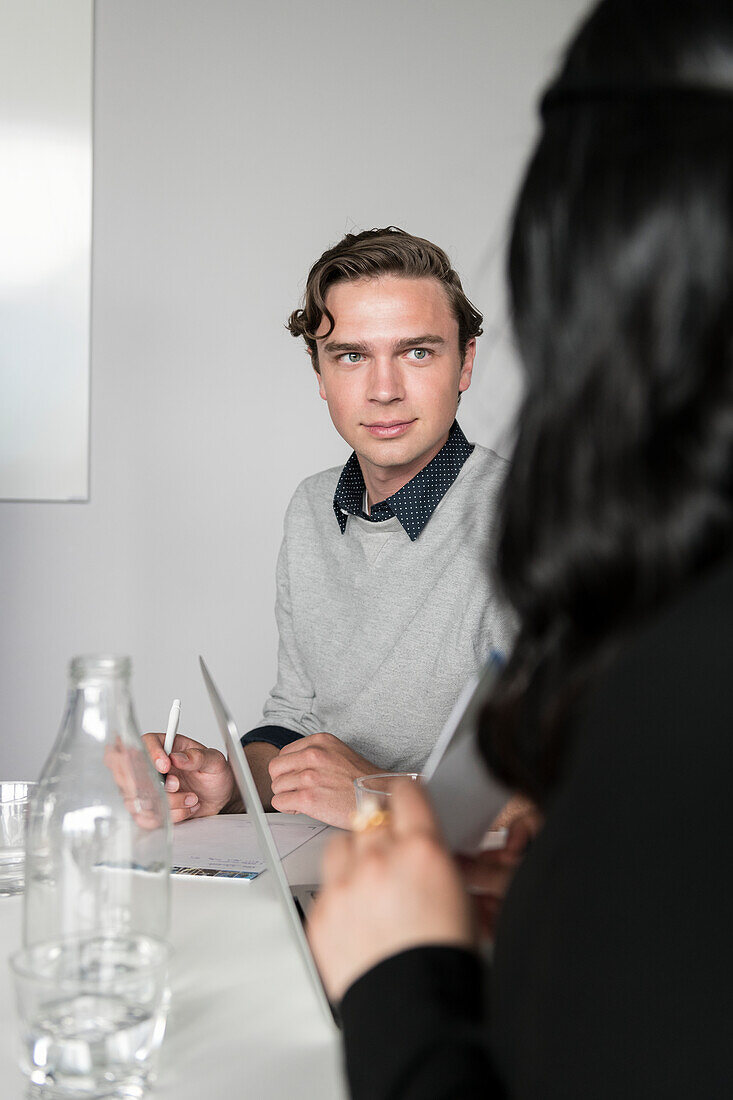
[0,0,590,778]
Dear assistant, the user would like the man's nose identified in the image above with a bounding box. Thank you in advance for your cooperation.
[367,357,404,403]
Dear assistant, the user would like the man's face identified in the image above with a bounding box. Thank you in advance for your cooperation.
[314,275,475,491]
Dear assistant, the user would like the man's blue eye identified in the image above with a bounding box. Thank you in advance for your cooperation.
[412,349,428,360]
[347,353,362,363]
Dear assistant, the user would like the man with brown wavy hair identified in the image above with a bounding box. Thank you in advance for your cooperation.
[147,227,515,828]
[287,227,484,373]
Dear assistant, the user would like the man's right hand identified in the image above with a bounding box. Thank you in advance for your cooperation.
[142,733,235,824]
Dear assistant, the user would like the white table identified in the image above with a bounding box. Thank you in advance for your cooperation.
[0,816,347,1099]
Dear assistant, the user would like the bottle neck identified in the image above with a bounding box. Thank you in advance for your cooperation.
[70,655,132,685]
[65,656,139,746]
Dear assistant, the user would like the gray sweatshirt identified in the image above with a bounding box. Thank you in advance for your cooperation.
[253,444,516,771]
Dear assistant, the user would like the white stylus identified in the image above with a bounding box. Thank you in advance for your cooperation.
[163,699,181,757]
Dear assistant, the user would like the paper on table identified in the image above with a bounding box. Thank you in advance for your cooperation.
[171,814,327,880]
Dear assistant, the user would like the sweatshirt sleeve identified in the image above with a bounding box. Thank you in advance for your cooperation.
[243,507,322,743]
[340,946,506,1100]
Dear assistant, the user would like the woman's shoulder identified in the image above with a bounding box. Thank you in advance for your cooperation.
[583,553,733,756]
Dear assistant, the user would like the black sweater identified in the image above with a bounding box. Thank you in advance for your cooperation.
[341,557,733,1098]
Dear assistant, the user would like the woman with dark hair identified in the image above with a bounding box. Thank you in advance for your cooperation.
[307,0,733,1096]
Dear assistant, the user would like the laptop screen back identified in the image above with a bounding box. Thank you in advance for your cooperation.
[199,656,335,1027]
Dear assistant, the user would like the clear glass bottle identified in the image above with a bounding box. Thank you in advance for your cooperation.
[24,655,171,949]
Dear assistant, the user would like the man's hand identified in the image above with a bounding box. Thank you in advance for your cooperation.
[142,732,235,824]
[103,739,167,831]
[268,733,377,828]
[308,778,474,1003]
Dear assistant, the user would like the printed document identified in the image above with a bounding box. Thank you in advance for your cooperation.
[171,814,327,880]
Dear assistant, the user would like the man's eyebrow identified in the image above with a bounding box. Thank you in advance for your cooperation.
[393,334,445,350]
[321,334,446,355]
[321,340,370,354]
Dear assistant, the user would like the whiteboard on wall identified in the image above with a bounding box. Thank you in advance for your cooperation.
[0,0,93,502]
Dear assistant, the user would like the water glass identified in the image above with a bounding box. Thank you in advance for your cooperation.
[10,934,169,1099]
[0,781,36,896]
[353,772,421,824]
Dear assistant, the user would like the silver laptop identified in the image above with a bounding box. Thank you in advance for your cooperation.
[199,656,337,1028]
[423,654,511,852]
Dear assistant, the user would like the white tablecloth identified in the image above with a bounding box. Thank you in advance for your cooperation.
[0,816,347,1099]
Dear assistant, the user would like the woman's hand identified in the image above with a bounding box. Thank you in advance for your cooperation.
[458,809,542,939]
[307,779,475,1004]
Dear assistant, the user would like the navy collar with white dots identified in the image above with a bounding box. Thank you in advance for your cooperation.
[332,421,474,542]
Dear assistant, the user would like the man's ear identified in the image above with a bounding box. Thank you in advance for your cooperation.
[459,338,476,394]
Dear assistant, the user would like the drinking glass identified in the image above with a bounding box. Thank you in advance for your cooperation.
[0,782,36,896]
[353,772,421,824]
[10,933,169,1099]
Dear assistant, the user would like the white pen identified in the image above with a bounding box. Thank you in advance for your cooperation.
[163,699,181,758]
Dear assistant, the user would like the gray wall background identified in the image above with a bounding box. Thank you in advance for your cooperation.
[1,0,590,778]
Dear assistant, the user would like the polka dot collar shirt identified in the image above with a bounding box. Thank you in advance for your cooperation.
[332,420,474,542]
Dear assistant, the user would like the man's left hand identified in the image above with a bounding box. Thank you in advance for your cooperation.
[268,733,377,828]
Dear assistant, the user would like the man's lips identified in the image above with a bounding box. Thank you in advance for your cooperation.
[363,420,416,438]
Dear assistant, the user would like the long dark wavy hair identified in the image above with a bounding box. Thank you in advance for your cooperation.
[480,0,733,806]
